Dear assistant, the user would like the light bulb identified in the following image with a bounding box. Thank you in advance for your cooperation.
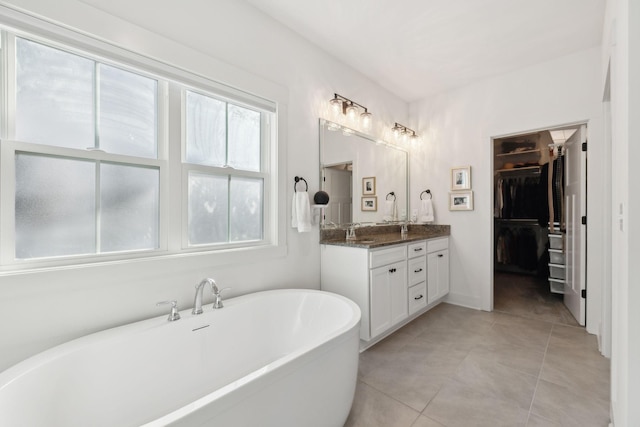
[345,103,358,122]
[392,124,401,139]
[360,111,372,131]
[329,98,342,116]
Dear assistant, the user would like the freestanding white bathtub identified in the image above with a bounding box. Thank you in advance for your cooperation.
[0,289,361,427]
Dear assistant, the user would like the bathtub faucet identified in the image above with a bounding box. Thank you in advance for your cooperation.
[192,278,216,315]
[192,278,230,314]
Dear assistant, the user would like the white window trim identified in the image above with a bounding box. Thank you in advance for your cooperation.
[0,7,288,273]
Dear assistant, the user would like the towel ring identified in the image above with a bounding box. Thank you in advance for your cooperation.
[420,190,432,200]
[294,176,308,192]
[386,192,396,201]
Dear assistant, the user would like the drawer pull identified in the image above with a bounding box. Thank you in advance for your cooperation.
[414,247,423,252]
[414,268,423,273]
[414,294,424,300]
[438,254,444,258]
[389,268,396,273]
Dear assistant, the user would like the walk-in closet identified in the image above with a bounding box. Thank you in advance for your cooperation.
[493,126,586,326]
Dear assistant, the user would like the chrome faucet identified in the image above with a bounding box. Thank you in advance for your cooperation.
[192,277,230,314]
[192,278,216,315]
[346,223,360,240]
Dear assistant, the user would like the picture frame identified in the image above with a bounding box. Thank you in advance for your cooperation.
[449,191,474,211]
[451,166,471,191]
[361,196,378,211]
[362,176,376,195]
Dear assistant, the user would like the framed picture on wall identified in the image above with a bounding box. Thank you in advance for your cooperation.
[451,166,471,190]
[362,176,376,195]
[449,191,474,211]
[361,196,378,211]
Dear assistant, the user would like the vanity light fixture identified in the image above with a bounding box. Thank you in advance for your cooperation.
[391,122,419,143]
[328,93,372,131]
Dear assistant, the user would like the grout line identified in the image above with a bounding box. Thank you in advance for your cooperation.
[525,323,554,425]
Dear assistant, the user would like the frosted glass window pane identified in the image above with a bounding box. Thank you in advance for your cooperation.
[229,177,263,242]
[227,104,260,172]
[185,91,226,166]
[100,163,159,252]
[15,154,95,258]
[188,173,228,245]
[15,38,94,149]
[99,64,157,158]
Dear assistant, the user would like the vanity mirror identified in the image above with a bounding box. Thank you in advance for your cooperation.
[319,119,408,226]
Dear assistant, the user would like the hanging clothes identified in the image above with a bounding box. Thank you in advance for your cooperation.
[495,226,539,271]
[537,154,565,228]
[494,175,541,219]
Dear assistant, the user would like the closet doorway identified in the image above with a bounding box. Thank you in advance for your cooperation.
[493,124,586,326]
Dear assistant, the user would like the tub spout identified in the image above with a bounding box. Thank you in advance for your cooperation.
[192,278,216,315]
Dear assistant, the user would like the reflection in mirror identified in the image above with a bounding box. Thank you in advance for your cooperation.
[319,119,408,227]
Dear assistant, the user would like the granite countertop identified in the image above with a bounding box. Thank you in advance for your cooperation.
[319,224,450,249]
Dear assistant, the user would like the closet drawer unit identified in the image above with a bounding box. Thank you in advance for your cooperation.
[408,241,427,258]
[427,237,448,253]
[549,277,565,294]
[408,282,427,315]
[549,249,565,264]
[370,245,407,269]
[548,263,565,279]
[549,234,564,250]
[408,256,427,286]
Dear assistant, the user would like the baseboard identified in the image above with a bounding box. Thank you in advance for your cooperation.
[444,292,481,310]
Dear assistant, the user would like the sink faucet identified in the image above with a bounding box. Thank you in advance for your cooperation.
[192,278,216,315]
[346,223,360,240]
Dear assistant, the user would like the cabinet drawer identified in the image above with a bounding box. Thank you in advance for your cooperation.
[407,241,427,258]
[408,256,427,286]
[408,282,427,315]
[370,245,407,268]
[427,237,449,253]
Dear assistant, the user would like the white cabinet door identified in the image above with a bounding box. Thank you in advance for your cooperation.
[370,260,406,338]
[427,249,449,304]
[390,261,408,325]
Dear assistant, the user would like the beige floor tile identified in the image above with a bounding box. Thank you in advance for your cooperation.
[530,379,610,427]
[362,341,466,411]
[465,341,546,379]
[411,414,446,427]
[526,412,562,426]
[423,377,530,427]
[343,381,420,427]
[483,314,552,353]
[451,353,538,410]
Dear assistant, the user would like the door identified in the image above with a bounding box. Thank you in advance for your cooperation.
[323,165,352,224]
[427,249,450,304]
[564,125,587,325]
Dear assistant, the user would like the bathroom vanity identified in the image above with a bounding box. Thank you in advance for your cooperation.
[320,225,450,347]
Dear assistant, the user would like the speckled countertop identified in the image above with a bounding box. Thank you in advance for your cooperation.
[319,224,450,249]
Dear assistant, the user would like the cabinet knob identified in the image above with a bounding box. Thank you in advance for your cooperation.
[414,268,423,273]
[414,294,424,300]
[438,254,444,258]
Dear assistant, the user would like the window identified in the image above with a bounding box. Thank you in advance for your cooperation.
[184,90,266,246]
[0,29,277,269]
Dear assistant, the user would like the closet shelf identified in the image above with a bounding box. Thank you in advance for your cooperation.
[495,165,541,174]
[496,149,541,157]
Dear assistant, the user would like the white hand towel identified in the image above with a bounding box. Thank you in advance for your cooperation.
[291,191,312,232]
[419,199,434,223]
[383,200,397,222]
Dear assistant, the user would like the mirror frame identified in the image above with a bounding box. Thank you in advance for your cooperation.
[319,118,409,227]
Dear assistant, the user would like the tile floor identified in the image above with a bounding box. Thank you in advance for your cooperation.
[344,273,610,427]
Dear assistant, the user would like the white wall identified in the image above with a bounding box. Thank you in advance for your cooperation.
[0,0,408,372]
[408,47,605,332]
[604,0,640,424]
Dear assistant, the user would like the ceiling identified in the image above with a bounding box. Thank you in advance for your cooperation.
[246,0,605,102]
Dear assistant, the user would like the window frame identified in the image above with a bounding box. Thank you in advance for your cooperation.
[0,22,281,272]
